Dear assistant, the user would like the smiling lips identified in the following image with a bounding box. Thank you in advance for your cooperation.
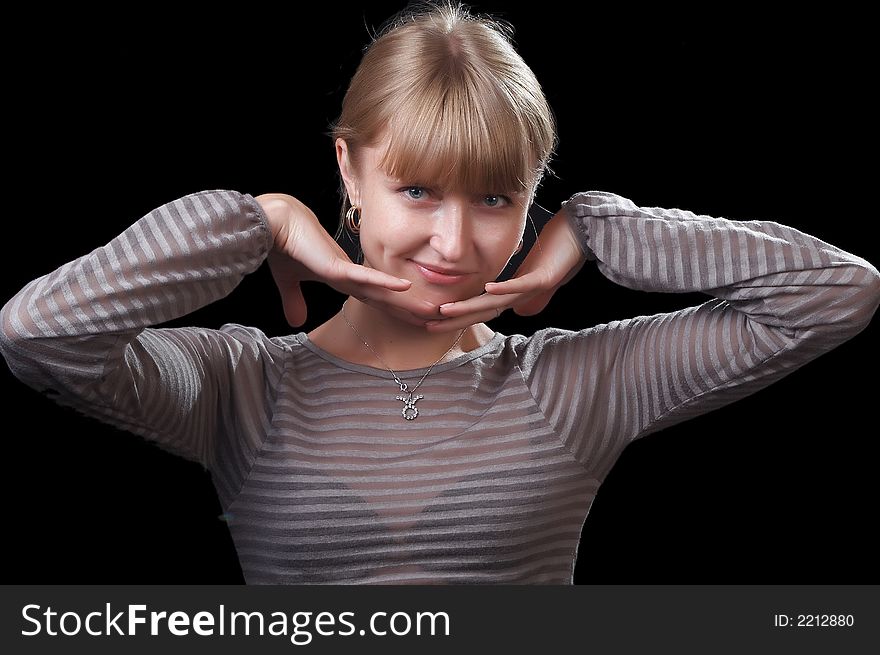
[411,260,471,285]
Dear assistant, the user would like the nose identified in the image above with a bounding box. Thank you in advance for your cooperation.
[429,200,472,263]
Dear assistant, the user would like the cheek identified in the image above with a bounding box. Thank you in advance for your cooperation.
[487,227,522,257]
[362,209,418,252]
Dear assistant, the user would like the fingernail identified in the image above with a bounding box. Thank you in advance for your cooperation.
[399,278,412,285]
[439,303,453,311]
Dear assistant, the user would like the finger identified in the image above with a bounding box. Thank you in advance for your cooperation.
[282,283,308,327]
[379,296,444,323]
[484,270,545,295]
[363,285,442,320]
[438,290,525,318]
[329,262,437,317]
[383,303,441,328]
[426,305,505,332]
[511,289,555,317]
[343,279,441,322]
[340,261,412,291]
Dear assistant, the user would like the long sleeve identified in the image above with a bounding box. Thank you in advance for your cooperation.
[0,190,287,504]
[513,191,880,480]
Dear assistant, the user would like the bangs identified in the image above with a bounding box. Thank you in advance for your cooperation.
[374,81,538,195]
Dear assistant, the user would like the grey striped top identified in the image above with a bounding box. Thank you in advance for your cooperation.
[1,189,877,584]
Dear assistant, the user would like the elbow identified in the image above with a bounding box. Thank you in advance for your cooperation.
[0,289,44,372]
[0,278,53,347]
[0,295,31,378]
[0,287,34,350]
[0,297,61,399]
[861,260,880,300]
[0,296,21,352]
[839,261,880,336]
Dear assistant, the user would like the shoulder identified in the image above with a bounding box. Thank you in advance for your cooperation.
[504,316,651,375]
[219,323,296,359]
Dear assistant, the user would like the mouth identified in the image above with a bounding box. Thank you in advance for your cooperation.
[410,260,471,285]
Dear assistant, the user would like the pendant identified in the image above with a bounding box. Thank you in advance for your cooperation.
[395,382,423,420]
[396,392,424,420]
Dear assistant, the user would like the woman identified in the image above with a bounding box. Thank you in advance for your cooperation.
[1,1,877,584]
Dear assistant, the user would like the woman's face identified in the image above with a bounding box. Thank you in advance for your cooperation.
[337,134,531,306]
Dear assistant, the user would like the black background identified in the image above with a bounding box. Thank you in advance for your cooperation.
[2,2,876,584]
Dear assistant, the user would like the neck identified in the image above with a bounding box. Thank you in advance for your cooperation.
[339,297,477,371]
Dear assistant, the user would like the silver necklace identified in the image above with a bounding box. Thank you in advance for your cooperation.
[340,299,468,420]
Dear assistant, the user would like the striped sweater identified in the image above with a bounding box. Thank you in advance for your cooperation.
[1,189,877,584]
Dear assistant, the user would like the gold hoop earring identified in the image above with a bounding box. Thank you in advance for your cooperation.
[345,205,361,233]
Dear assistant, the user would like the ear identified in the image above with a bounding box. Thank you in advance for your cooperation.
[336,138,360,205]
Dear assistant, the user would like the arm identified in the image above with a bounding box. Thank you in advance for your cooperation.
[0,190,285,503]
[514,191,880,480]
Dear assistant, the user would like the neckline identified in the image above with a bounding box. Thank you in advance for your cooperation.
[294,330,506,379]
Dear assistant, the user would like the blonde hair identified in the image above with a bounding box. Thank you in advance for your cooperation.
[329,0,558,262]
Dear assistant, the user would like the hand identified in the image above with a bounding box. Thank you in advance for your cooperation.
[256,193,441,328]
[424,206,587,332]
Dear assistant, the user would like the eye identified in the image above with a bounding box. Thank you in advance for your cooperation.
[399,186,513,207]
[401,186,430,201]
[482,194,512,208]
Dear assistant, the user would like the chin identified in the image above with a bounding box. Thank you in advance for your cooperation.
[410,282,456,301]
[415,279,485,299]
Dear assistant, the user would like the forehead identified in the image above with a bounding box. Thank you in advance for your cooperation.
[360,137,392,172]
[360,131,530,196]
